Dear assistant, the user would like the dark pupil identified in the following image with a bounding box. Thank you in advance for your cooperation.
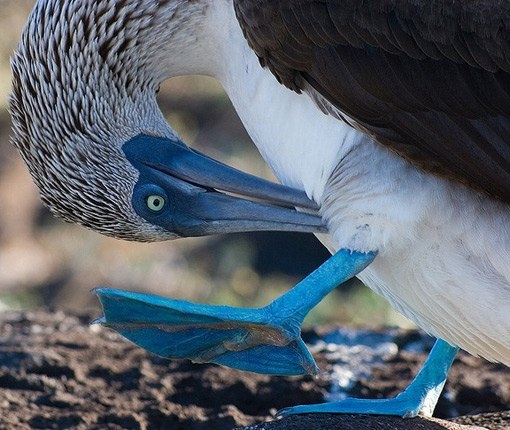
[153,198,161,207]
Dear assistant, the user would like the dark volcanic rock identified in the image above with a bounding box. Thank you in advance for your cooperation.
[0,309,508,429]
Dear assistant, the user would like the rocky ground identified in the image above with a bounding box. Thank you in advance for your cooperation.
[0,309,508,430]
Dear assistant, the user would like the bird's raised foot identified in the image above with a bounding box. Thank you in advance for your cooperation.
[94,250,375,376]
[93,287,318,375]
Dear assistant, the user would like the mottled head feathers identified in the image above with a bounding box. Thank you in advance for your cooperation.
[10,0,203,241]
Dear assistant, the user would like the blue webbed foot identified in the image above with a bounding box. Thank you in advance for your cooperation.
[94,249,375,376]
[94,287,317,375]
[278,338,459,418]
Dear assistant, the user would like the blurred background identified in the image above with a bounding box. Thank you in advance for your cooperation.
[0,0,412,328]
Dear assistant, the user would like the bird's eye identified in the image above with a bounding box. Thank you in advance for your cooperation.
[146,195,165,212]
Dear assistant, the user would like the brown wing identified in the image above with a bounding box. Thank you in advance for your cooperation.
[234,0,510,201]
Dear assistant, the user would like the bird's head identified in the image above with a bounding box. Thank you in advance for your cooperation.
[10,0,324,242]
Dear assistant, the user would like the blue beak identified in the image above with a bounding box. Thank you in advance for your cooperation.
[123,134,326,237]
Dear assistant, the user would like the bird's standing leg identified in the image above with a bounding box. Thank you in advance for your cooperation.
[278,338,459,418]
[94,249,374,376]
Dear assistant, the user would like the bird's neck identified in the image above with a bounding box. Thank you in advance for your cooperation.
[199,1,359,203]
[124,0,369,206]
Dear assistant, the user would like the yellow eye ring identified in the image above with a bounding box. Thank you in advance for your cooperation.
[146,195,165,212]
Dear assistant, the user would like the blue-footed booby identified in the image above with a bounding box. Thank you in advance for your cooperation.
[9,0,510,419]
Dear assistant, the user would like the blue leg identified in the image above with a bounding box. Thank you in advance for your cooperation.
[278,338,459,418]
[94,249,374,376]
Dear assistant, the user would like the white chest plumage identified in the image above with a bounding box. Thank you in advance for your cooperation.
[213,2,510,366]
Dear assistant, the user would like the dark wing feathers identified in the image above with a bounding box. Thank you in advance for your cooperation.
[234,0,510,201]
